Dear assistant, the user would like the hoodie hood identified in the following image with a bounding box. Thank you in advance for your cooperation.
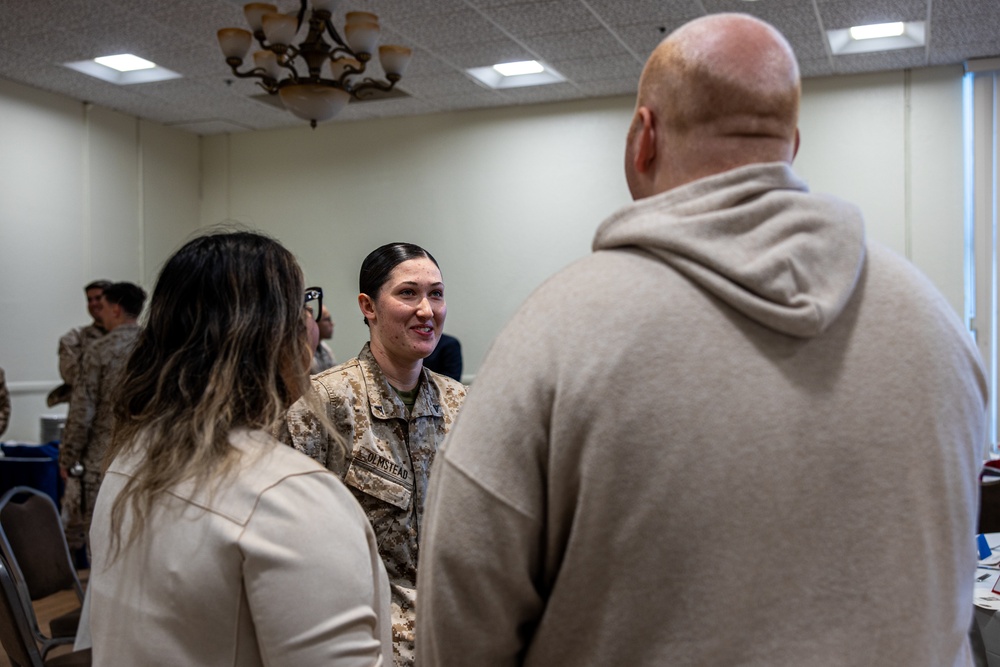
[593,163,866,338]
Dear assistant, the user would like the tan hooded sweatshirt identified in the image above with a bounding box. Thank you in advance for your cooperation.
[418,163,988,667]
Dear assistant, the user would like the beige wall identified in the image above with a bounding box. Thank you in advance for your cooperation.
[200,97,633,384]
[0,65,968,440]
[796,67,966,312]
[0,79,199,442]
[204,65,967,383]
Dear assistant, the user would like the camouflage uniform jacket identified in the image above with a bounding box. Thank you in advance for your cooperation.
[0,368,9,438]
[280,342,467,666]
[310,341,336,374]
[49,323,107,406]
[58,323,106,386]
[59,323,139,473]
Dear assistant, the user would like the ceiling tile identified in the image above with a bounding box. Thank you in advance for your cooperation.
[611,24,671,61]
[524,27,632,60]
[832,46,928,74]
[799,57,836,78]
[931,16,1000,49]
[584,0,704,28]
[0,0,997,134]
[576,78,637,99]
[399,71,491,97]
[930,0,998,20]
[429,40,537,69]
[391,10,513,48]
[495,81,584,104]
[548,54,643,82]
[785,31,834,61]
[479,2,603,37]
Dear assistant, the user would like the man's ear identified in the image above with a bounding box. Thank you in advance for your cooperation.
[632,106,657,175]
[792,128,801,160]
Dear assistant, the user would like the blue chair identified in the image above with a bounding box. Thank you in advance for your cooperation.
[0,444,61,508]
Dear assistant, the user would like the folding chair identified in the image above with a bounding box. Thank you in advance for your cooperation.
[0,487,84,657]
[0,555,90,666]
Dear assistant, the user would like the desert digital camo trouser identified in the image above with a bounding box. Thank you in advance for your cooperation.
[61,469,103,558]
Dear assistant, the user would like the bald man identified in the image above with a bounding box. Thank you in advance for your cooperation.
[417,14,987,667]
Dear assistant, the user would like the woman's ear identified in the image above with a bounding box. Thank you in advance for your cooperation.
[358,293,377,324]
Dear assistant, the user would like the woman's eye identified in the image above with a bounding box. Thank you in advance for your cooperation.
[431,290,444,298]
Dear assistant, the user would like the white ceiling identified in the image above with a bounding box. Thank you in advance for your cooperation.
[0,0,997,135]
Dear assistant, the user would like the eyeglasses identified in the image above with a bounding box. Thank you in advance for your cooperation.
[304,286,323,321]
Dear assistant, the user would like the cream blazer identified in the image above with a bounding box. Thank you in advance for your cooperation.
[88,428,391,666]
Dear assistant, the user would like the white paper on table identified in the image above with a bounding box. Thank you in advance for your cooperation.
[975,567,1000,609]
[981,552,1000,566]
[974,591,1000,611]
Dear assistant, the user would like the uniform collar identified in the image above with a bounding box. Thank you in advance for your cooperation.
[358,342,444,421]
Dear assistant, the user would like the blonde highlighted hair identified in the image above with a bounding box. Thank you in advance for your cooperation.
[106,229,339,555]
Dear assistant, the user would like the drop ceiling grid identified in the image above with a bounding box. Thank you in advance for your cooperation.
[0,0,997,134]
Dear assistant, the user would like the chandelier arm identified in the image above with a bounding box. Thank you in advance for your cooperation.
[296,0,309,31]
[329,45,364,64]
[255,79,280,95]
[277,48,304,81]
[334,63,371,90]
[251,30,273,51]
[226,63,273,81]
[351,77,399,100]
[324,18,349,50]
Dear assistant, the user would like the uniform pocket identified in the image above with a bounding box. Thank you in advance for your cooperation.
[344,461,413,510]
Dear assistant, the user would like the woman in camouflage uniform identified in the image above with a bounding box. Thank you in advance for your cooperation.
[282,242,467,667]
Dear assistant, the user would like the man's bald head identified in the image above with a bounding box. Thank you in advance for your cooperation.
[626,14,801,198]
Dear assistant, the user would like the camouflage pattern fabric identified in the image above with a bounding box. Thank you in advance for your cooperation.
[61,477,86,552]
[58,323,105,386]
[310,341,336,375]
[49,323,106,406]
[279,342,467,667]
[59,323,139,544]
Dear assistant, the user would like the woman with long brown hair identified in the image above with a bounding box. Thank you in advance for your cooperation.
[87,230,391,665]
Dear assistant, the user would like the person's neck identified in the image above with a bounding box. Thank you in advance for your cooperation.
[106,317,137,333]
[369,341,422,391]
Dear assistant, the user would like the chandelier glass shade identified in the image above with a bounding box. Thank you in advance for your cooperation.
[218,1,413,127]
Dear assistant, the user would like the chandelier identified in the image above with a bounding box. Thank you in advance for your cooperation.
[217,1,412,127]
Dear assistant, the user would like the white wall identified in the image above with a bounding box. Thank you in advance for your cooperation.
[0,79,200,442]
[203,65,967,382]
[0,65,968,440]
[200,97,633,382]
[796,66,966,311]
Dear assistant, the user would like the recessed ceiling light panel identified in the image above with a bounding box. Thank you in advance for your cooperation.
[64,54,181,85]
[849,22,904,40]
[467,61,565,89]
[493,60,544,76]
[93,54,156,72]
[827,21,925,56]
